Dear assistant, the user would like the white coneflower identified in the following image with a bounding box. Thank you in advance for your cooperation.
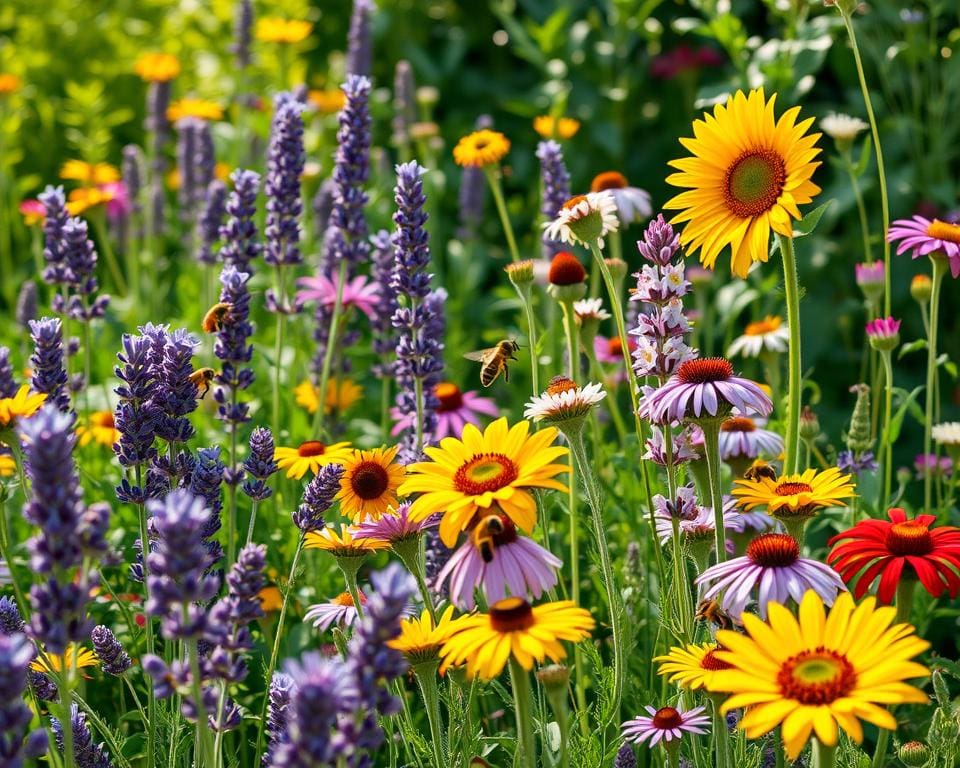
[543,191,619,249]
[590,171,652,225]
[727,315,790,359]
[820,113,869,144]
[573,297,611,324]
[932,422,960,446]
[524,376,606,425]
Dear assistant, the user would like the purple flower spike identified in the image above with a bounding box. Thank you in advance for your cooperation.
[0,633,48,763]
[346,0,374,76]
[220,169,262,271]
[213,265,255,426]
[0,346,17,398]
[537,140,571,258]
[242,427,278,501]
[264,93,306,268]
[294,463,345,533]
[51,704,112,768]
[91,625,132,676]
[29,318,70,412]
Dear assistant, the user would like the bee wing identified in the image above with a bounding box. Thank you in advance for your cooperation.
[464,348,493,362]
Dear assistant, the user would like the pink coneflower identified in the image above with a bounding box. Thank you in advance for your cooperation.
[914,454,953,479]
[295,273,380,320]
[594,335,635,365]
[695,532,846,618]
[718,415,783,461]
[865,316,901,351]
[353,501,439,544]
[304,591,366,632]
[18,199,45,226]
[391,382,498,441]
[640,357,772,425]
[435,514,561,610]
[101,181,131,221]
[653,492,743,547]
[644,425,700,466]
[621,705,710,748]
[888,216,960,278]
[855,261,885,302]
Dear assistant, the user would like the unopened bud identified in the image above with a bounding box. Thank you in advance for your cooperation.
[898,741,930,767]
[911,274,932,304]
[799,406,820,441]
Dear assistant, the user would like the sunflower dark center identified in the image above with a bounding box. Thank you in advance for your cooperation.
[677,357,734,384]
[885,521,933,556]
[746,533,800,567]
[724,149,786,218]
[435,382,464,412]
[721,416,756,433]
[298,441,327,457]
[652,707,683,729]
[490,597,535,632]
[778,648,856,705]
[607,337,624,356]
[775,481,813,496]
[701,648,734,671]
[926,219,960,244]
[591,171,629,192]
[94,412,116,428]
[351,461,390,500]
[454,453,519,495]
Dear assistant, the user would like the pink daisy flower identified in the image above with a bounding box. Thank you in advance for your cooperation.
[353,501,439,544]
[304,591,366,633]
[391,382,498,441]
[621,705,710,748]
[594,334,634,365]
[295,273,380,320]
[436,514,562,610]
[888,216,960,278]
[718,414,784,461]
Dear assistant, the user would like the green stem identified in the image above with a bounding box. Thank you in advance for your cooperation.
[188,636,215,767]
[508,657,537,768]
[700,420,728,563]
[879,351,894,508]
[414,664,447,768]
[314,260,349,437]
[57,669,77,768]
[777,233,802,475]
[272,265,287,441]
[923,258,945,514]
[842,151,873,265]
[895,578,915,625]
[712,697,731,768]
[813,739,837,768]
[393,539,437,624]
[871,729,890,768]
[91,211,128,295]
[134,465,157,768]
[245,500,260,546]
[484,167,521,263]
[515,284,540,399]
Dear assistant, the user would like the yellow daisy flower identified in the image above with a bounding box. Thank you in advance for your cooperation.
[258,585,283,613]
[336,446,406,523]
[0,74,21,95]
[732,467,856,520]
[30,645,100,674]
[533,115,580,140]
[256,18,313,44]
[389,605,460,665]
[654,642,734,691]
[66,187,116,216]
[274,440,352,480]
[134,52,181,83]
[664,88,822,278]
[0,454,14,477]
[304,524,389,556]
[707,590,929,761]
[294,379,363,416]
[308,89,346,115]
[453,130,511,168]
[60,160,120,187]
[0,386,46,431]
[399,417,569,547]
[439,597,594,680]
[77,411,121,448]
[167,98,224,122]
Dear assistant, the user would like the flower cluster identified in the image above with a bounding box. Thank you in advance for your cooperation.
[264,93,306,269]
[213,266,255,426]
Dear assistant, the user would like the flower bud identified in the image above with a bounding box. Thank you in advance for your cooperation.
[854,261,884,303]
[547,251,587,302]
[865,316,901,352]
[536,663,570,691]
[846,384,873,455]
[505,259,535,287]
[898,741,930,767]
[799,406,820,441]
[911,274,932,304]
[604,257,627,282]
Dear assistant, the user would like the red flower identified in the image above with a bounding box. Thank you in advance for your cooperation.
[827,507,960,603]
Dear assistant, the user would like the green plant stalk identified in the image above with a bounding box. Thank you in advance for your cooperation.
[700,420,728,564]
[91,211,128,296]
[813,739,837,768]
[414,664,447,768]
[839,8,891,316]
[134,465,157,768]
[393,538,437,624]
[777,233,802,474]
[514,283,540,399]
[841,150,873,265]
[314,259,349,437]
[711,696,731,768]
[923,258,945,514]
[271,266,287,442]
[508,657,537,768]
[245,500,260,546]
[187,636,215,767]
[879,350,894,508]
[340,556,366,620]
[544,684,571,768]
[254,534,305,759]
[483,167,521,263]
[895,578,915,625]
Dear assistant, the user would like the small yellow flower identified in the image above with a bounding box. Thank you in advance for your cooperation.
[60,160,120,187]
[294,379,363,416]
[0,386,46,431]
[66,187,115,216]
[336,446,406,523]
[0,74,21,95]
[533,115,580,140]
[256,18,313,44]
[134,53,181,83]
[389,606,459,665]
[30,645,99,674]
[258,586,283,613]
[0,454,14,477]
[453,130,511,168]
[77,411,120,448]
[308,89,346,115]
[304,524,389,556]
[274,440,353,480]
[167,98,224,123]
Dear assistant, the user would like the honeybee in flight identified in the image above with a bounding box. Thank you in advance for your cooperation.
[695,599,742,631]
[189,367,217,398]
[202,302,234,333]
[743,460,777,483]
[464,339,520,387]
[472,514,506,563]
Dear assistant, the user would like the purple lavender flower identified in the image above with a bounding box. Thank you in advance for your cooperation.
[122,144,143,223]
[293,463,345,533]
[91,625,131,676]
[16,281,37,329]
[61,218,99,296]
[263,672,295,766]
[51,704,111,768]
[423,528,451,599]
[176,118,199,219]
[0,346,16,398]
[369,229,396,377]
[242,427,278,501]
[220,169,262,271]
[113,332,161,503]
[213,266,255,426]
[188,447,225,564]
[29,318,69,412]
[233,0,254,68]
[264,93,305,268]
[312,178,335,242]
[145,325,199,445]
[0,633,48,764]
[0,596,24,635]
[40,185,70,286]
[614,744,637,768]
[537,140,571,257]
[346,0,373,77]
[197,180,227,265]
[392,60,416,148]
[837,449,879,476]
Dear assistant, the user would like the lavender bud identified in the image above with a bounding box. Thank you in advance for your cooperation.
[346,0,374,77]
[220,169,261,271]
[242,427,278,501]
[293,463,345,533]
[264,93,305,268]
[16,281,37,328]
[29,318,70,412]
[197,180,227,265]
[91,625,132,676]
[51,703,113,768]
[0,346,16,398]
[537,140,571,258]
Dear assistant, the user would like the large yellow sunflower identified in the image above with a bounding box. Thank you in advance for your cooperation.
[654,642,734,691]
[274,440,352,479]
[732,467,855,518]
[439,597,594,680]
[0,386,46,432]
[399,417,569,547]
[707,590,929,760]
[335,446,406,523]
[665,88,822,278]
[389,605,459,665]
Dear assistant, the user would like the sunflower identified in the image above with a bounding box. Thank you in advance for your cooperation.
[31,645,100,674]
[399,418,569,547]
[654,642,734,691]
[167,98,224,122]
[0,386,46,432]
[453,130,511,168]
[389,605,459,665]
[336,446,406,522]
[664,88,822,278]
[707,590,929,760]
[77,411,121,448]
[274,440,352,479]
[304,524,389,557]
[439,597,594,680]
[255,18,313,44]
[133,52,181,83]
[732,467,855,519]
[294,379,363,416]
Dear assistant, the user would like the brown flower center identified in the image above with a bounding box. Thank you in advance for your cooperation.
[700,647,734,671]
[547,376,578,396]
[548,251,587,285]
[562,195,588,210]
[332,591,366,607]
[926,219,960,244]
[298,441,328,457]
[454,453,519,495]
[778,648,856,705]
[677,357,734,384]
[746,533,800,567]
[744,316,782,336]
[775,481,813,496]
[93,412,115,429]
[590,171,629,192]
[885,520,933,556]
[651,706,683,730]
[721,416,756,433]
[350,461,390,500]
[490,597,535,632]
[435,382,464,412]
[724,149,786,218]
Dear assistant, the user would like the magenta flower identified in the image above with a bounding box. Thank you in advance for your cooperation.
[435,514,561,610]
[594,334,633,365]
[640,357,772,424]
[304,592,365,633]
[865,316,901,350]
[353,502,439,544]
[296,273,380,320]
[718,415,783,461]
[854,261,884,301]
[621,705,710,748]
[653,491,744,546]
[914,453,953,479]
[694,532,846,618]
[101,181,131,222]
[888,216,960,278]
[391,381,498,441]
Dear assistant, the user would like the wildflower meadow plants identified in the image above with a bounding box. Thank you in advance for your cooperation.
[1,1,960,767]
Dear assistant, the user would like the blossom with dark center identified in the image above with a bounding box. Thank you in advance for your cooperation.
[621,705,710,747]
[718,415,784,462]
[391,381,498,441]
[590,171,651,225]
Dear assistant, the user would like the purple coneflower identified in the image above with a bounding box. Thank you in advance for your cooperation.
[621,704,710,748]
[718,415,784,462]
[391,381,497,441]
[304,592,364,633]
[590,171,651,226]
[353,502,438,545]
[888,215,960,277]
[653,489,743,549]
[914,453,952,479]
[695,532,846,618]
[644,425,699,466]
[296,273,379,321]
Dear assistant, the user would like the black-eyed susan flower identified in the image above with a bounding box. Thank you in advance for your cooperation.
[707,590,929,761]
[294,379,363,416]
[304,524,388,557]
[452,129,510,168]
[439,597,594,680]
[654,642,734,691]
[166,98,224,122]
[388,605,459,665]
[77,411,121,448]
[60,160,120,187]
[30,645,99,674]
[664,88,822,278]
[400,418,569,547]
[255,17,313,44]
[335,446,406,522]
[732,466,856,520]
[133,52,181,83]
[273,439,352,480]
[0,385,46,432]
[533,115,580,140]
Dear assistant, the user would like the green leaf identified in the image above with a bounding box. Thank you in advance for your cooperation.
[792,200,833,238]
[899,338,928,358]
[883,385,924,445]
